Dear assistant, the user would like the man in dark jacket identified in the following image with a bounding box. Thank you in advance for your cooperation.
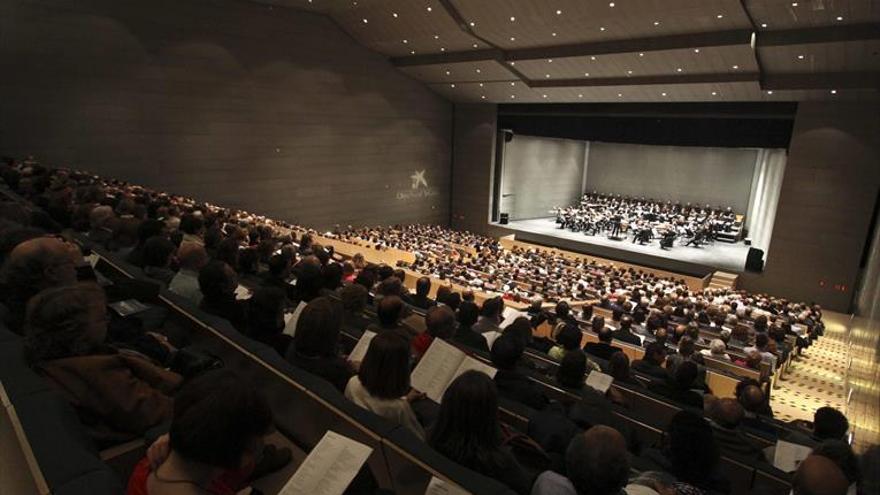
[613,315,642,346]
[491,333,549,411]
[584,321,623,361]
[632,342,670,380]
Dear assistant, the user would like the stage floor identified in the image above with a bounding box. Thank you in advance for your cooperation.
[503,217,750,273]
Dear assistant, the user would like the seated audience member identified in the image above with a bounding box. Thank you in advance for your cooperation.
[607,351,642,388]
[744,333,778,370]
[612,315,641,346]
[178,213,205,245]
[556,349,588,391]
[490,333,549,411]
[25,283,182,446]
[792,454,850,495]
[320,262,343,293]
[286,297,353,392]
[198,261,247,332]
[452,300,489,352]
[631,343,670,380]
[339,282,372,335]
[142,235,177,286]
[168,242,208,305]
[503,316,535,350]
[428,371,532,495]
[812,441,860,488]
[643,410,729,495]
[367,295,412,341]
[410,276,436,310]
[665,336,706,388]
[473,296,504,334]
[701,338,731,361]
[1,236,80,333]
[126,219,166,268]
[245,287,290,357]
[260,253,295,300]
[127,370,284,495]
[734,349,764,371]
[87,205,115,245]
[583,322,622,361]
[707,398,764,458]
[344,332,425,439]
[648,361,705,409]
[531,426,630,495]
[548,322,583,361]
[412,305,456,361]
[555,300,576,326]
[786,406,853,448]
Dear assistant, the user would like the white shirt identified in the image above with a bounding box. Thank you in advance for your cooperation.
[168,269,203,306]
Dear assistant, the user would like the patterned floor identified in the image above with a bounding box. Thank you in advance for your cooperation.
[769,315,849,424]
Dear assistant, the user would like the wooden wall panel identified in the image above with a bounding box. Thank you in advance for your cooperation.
[0,0,452,229]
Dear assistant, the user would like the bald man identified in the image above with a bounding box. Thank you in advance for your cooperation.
[708,398,763,458]
[532,425,630,495]
[2,236,80,333]
[793,454,850,495]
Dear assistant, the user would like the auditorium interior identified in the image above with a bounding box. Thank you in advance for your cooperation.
[2,1,880,495]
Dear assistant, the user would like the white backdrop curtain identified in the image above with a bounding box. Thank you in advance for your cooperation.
[745,148,787,253]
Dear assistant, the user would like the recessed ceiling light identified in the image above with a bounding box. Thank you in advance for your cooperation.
[617,93,623,97]
[653,21,660,26]
[732,65,739,69]
[473,43,478,48]
[450,84,455,88]
[511,82,516,86]
[791,2,797,6]
[545,74,551,78]
[584,72,590,76]
[767,90,773,95]
[509,61,515,65]
[627,70,633,74]
[599,26,606,31]
[479,83,484,87]
[440,47,446,52]
[362,18,368,23]
[410,50,416,54]
[402,39,408,44]
[548,59,553,63]
[661,92,667,96]
[836,16,843,21]
[469,21,475,27]
[676,67,683,72]
[445,70,451,75]
[556,9,562,15]
[609,2,615,7]
[434,34,439,39]
[510,16,516,22]
[578,93,584,97]
[711,91,718,96]
[717,14,723,19]
[510,94,516,99]
[761,23,768,28]
[427,6,432,12]
[510,36,516,41]
[694,48,700,53]
[475,69,481,73]
[543,94,548,98]
[392,13,398,18]
[552,32,557,37]
[590,56,597,61]
[797,54,805,60]
[481,95,486,99]
[639,52,644,57]
[830,89,837,94]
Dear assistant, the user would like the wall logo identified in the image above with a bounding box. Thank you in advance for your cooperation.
[397,169,438,201]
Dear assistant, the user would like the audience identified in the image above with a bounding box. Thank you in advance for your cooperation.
[584,323,623,361]
[168,242,208,305]
[490,333,549,411]
[632,342,670,380]
[428,370,532,495]
[198,261,247,333]
[412,305,455,361]
[344,332,425,439]
[410,276,436,310]
[286,297,353,391]
[792,454,850,495]
[452,300,489,352]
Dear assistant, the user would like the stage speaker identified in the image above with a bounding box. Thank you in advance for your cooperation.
[745,247,765,273]
[499,213,509,225]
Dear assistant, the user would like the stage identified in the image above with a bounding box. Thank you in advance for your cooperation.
[494,217,750,276]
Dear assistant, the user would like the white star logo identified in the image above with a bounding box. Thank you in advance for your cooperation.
[410,170,428,189]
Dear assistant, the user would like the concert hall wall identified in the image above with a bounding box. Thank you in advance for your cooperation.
[584,142,759,214]
[0,0,452,229]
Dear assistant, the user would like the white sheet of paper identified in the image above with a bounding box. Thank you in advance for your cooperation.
[425,476,471,495]
[279,430,373,495]
[773,440,813,473]
[282,301,308,337]
[348,330,377,364]
[234,284,252,300]
[482,331,503,350]
[410,339,467,403]
[85,253,100,268]
[500,306,525,329]
[585,370,614,394]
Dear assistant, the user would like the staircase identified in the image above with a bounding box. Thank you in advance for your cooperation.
[708,271,739,290]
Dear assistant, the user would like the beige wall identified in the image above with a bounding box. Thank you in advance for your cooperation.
[740,102,880,312]
[0,0,452,229]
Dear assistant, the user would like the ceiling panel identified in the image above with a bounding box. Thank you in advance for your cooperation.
[399,59,518,83]
[746,0,880,30]
[451,0,751,49]
[760,39,880,73]
[511,45,759,81]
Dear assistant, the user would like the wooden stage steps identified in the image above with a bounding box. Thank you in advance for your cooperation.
[709,271,739,290]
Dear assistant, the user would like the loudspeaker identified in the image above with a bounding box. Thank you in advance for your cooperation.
[499,213,509,225]
[745,247,765,273]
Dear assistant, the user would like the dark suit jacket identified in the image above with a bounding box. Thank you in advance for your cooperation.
[711,424,764,458]
[631,359,670,381]
[613,329,641,346]
[584,341,623,361]
[647,380,704,409]
[453,325,489,352]
[409,294,436,310]
[494,369,549,411]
